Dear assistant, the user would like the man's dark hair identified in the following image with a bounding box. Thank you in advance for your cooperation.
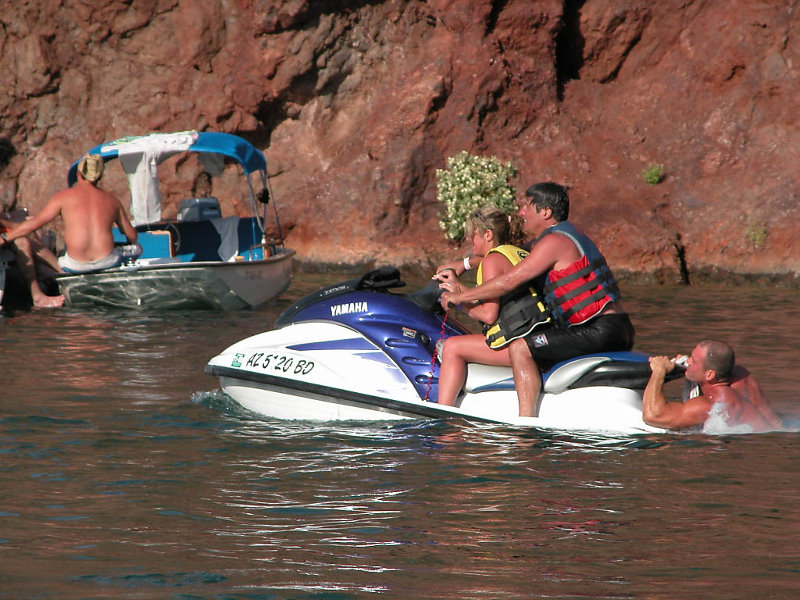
[700,339,735,382]
[525,182,569,221]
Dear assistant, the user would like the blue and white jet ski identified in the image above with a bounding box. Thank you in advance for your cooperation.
[205,268,678,434]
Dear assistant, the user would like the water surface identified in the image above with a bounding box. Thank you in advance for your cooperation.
[2,274,799,599]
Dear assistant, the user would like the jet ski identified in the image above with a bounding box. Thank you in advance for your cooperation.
[205,268,679,434]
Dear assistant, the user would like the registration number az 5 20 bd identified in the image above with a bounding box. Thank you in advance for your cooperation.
[235,351,315,376]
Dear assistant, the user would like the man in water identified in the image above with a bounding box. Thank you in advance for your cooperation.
[1,154,137,274]
[644,339,781,432]
[440,182,633,417]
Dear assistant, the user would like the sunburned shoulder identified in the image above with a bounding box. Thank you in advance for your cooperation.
[704,384,740,405]
[56,181,95,199]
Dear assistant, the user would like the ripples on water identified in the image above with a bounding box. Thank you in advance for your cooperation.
[2,277,799,599]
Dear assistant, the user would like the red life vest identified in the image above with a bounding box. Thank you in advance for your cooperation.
[540,222,621,326]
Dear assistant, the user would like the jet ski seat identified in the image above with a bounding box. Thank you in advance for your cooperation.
[355,266,406,291]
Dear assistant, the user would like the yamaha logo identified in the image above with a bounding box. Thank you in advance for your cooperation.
[331,301,368,316]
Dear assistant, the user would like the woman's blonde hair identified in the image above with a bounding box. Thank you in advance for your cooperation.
[464,206,510,245]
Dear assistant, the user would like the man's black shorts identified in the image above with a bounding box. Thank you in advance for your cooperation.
[524,313,635,371]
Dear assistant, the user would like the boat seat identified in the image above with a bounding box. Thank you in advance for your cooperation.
[464,363,514,393]
[464,352,654,394]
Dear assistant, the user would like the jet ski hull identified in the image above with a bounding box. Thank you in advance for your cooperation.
[206,319,666,434]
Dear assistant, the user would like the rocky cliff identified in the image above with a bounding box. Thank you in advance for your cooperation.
[3,0,799,283]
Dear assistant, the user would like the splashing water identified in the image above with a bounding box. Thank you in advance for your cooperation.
[702,401,754,435]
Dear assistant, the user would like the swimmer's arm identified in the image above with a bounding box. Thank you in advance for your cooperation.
[643,356,710,429]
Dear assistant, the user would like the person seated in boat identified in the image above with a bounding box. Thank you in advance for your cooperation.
[1,154,138,274]
[1,215,64,307]
[434,206,552,407]
[440,182,634,417]
[644,339,782,432]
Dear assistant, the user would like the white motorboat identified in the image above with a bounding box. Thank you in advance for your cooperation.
[55,131,294,310]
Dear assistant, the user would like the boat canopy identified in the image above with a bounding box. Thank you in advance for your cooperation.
[67,131,268,226]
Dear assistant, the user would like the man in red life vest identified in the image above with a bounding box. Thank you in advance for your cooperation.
[644,339,781,432]
[440,182,633,417]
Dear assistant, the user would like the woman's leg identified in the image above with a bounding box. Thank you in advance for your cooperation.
[437,334,510,406]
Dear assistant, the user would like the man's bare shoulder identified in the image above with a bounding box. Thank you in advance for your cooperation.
[532,228,581,263]
[704,383,740,405]
[529,231,564,252]
[63,183,118,204]
[676,394,715,425]
[56,181,91,200]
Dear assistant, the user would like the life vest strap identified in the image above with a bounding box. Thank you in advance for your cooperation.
[543,257,604,295]
[550,268,618,305]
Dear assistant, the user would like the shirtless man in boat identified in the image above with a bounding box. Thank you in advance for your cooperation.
[644,339,782,432]
[1,154,137,275]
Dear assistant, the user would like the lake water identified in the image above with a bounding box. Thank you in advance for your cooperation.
[2,272,799,599]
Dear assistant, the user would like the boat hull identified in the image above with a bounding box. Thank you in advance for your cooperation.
[56,249,294,310]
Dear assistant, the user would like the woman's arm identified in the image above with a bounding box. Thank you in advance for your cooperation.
[462,252,508,323]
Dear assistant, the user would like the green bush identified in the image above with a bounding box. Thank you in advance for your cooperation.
[436,151,518,241]
[642,163,665,185]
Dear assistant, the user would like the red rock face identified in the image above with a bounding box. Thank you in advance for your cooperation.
[2,0,799,282]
